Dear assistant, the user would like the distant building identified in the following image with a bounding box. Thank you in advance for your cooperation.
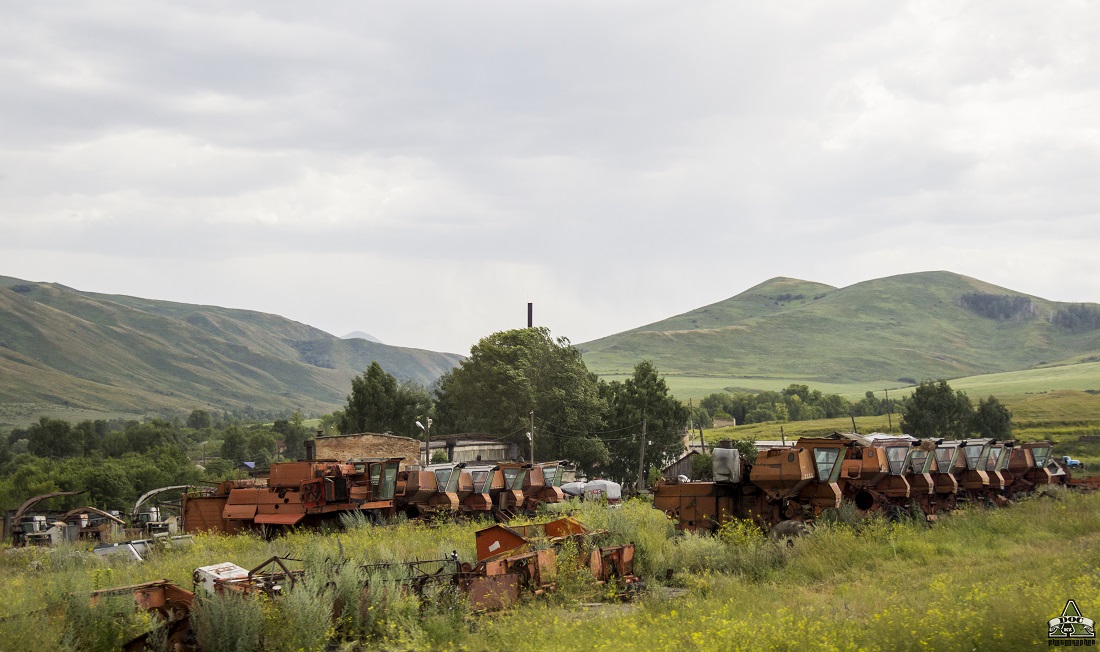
[305,432,520,467]
[306,433,422,466]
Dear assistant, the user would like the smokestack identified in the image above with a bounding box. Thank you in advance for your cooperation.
[527,302,533,328]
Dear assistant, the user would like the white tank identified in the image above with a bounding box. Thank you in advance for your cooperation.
[583,480,622,502]
[713,448,741,483]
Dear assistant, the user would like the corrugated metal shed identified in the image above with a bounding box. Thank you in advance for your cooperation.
[662,450,700,480]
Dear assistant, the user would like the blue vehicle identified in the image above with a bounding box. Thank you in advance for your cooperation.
[1061,455,1086,469]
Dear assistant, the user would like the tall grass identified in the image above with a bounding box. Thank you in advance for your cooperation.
[3,490,1099,650]
[467,490,1100,651]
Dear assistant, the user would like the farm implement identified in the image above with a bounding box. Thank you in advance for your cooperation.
[90,517,641,650]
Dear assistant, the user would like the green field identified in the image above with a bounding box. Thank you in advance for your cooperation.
[621,358,1100,404]
[1,494,1097,650]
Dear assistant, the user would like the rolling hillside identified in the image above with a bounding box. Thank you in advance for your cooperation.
[579,271,1100,388]
[0,276,462,422]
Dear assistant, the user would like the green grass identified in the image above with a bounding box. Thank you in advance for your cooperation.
[2,493,1098,650]
[468,492,1100,651]
[622,359,1100,404]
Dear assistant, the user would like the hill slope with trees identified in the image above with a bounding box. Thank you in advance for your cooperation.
[0,276,462,422]
[579,271,1100,385]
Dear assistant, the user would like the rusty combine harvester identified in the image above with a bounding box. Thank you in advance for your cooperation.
[653,437,853,533]
[1003,441,1055,496]
[940,439,1011,506]
[179,457,578,535]
[654,433,1087,534]
[395,462,465,518]
[181,458,401,534]
[835,434,941,517]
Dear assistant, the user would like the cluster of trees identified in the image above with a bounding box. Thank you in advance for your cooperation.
[333,328,690,485]
[900,380,1012,439]
[960,293,1035,321]
[0,412,313,514]
[334,362,431,438]
[699,385,902,425]
[1053,304,1100,333]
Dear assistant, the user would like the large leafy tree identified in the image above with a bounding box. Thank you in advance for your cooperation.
[338,362,432,437]
[900,380,975,438]
[434,327,607,467]
[970,396,1012,439]
[599,360,690,486]
[26,417,80,459]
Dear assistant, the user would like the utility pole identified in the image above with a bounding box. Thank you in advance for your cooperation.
[417,418,432,466]
[884,388,893,433]
[529,411,535,463]
[687,399,695,451]
[636,417,647,492]
[850,414,858,434]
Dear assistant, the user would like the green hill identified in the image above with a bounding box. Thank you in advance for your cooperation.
[579,271,1100,388]
[0,276,462,423]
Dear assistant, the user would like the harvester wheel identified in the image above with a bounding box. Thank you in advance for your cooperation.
[769,520,808,546]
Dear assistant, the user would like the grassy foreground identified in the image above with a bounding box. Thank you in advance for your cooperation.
[2,491,1099,651]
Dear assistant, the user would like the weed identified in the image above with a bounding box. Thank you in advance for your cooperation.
[191,591,264,652]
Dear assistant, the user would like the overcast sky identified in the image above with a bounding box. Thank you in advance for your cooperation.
[2,1,1098,355]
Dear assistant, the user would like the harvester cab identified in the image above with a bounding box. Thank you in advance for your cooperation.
[1010,441,1055,491]
[461,465,501,515]
[904,439,938,497]
[528,462,566,506]
[398,463,459,517]
[931,441,961,506]
[983,442,1013,492]
[355,458,401,503]
[951,439,993,491]
[803,438,852,513]
[496,463,531,514]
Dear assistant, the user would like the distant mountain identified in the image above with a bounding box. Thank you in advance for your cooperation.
[579,271,1100,385]
[342,331,382,343]
[0,276,462,420]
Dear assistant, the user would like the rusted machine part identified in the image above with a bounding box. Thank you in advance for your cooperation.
[59,506,125,525]
[90,580,196,652]
[131,485,197,523]
[217,556,305,596]
[1067,475,1100,491]
[462,573,520,611]
[11,490,85,527]
[467,517,642,608]
[192,458,402,534]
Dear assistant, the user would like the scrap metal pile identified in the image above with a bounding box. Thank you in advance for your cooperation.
[654,434,1093,533]
[92,517,640,651]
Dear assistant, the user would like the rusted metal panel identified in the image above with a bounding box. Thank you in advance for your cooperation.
[253,513,305,526]
[182,495,231,534]
[466,574,519,610]
[268,461,315,487]
[476,524,529,562]
[222,504,257,520]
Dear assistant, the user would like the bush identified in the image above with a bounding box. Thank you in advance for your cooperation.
[191,591,264,652]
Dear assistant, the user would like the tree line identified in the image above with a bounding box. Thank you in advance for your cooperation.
[0,413,313,515]
[698,385,902,425]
